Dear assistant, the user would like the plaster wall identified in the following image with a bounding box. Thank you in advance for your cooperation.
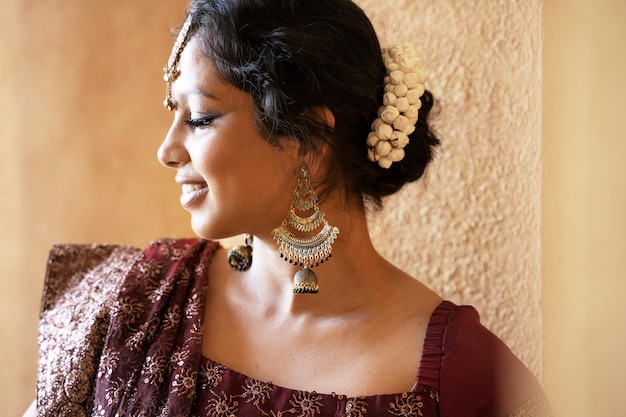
[0,1,190,414]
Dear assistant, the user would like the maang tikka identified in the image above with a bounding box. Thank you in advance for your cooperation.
[163,14,192,111]
[272,164,339,293]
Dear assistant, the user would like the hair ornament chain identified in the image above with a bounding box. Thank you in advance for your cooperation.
[163,14,193,111]
[367,44,426,169]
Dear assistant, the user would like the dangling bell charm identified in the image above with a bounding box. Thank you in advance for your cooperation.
[227,234,253,271]
[293,268,319,294]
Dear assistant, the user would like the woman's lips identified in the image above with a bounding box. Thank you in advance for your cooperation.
[182,183,206,194]
[180,183,208,209]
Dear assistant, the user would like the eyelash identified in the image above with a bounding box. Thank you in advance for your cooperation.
[184,115,219,128]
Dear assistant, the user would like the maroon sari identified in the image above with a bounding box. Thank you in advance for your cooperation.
[37,239,551,416]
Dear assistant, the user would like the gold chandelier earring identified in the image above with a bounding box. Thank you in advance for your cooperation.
[272,164,339,294]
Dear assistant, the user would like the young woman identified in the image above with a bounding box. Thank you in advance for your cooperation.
[29,0,552,415]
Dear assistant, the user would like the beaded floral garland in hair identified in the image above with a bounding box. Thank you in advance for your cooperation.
[367,44,426,169]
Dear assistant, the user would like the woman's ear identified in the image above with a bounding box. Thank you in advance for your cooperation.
[320,107,335,130]
[304,143,329,182]
[303,107,335,180]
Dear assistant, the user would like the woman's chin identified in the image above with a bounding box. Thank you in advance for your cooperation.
[190,218,231,241]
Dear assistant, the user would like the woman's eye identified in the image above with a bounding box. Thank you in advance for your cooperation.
[184,115,219,128]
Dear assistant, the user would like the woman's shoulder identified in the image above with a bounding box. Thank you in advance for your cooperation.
[42,238,219,310]
[37,238,220,414]
[431,301,552,417]
[43,242,143,312]
[140,237,220,262]
[38,243,144,414]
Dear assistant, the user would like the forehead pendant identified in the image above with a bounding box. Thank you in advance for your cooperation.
[163,14,193,111]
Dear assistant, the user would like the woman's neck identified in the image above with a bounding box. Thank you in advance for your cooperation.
[236,202,396,315]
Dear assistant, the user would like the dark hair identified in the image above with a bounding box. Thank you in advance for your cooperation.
[186,0,439,208]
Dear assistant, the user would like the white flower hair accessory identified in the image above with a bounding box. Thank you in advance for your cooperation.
[367,44,426,169]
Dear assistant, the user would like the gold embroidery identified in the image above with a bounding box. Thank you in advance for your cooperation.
[389,392,425,417]
[343,398,368,417]
[37,244,141,415]
[172,368,198,399]
[142,355,167,384]
[205,391,240,417]
[199,361,227,390]
[243,378,273,407]
[289,391,324,416]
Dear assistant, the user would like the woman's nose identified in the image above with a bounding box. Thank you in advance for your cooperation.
[158,124,189,168]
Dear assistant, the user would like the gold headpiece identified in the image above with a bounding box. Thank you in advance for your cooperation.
[163,14,193,111]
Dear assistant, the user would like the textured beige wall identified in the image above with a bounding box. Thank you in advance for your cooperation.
[0,1,25,414]
[357,0,544,376]
[543,0,626,416]
[0,1,190,414]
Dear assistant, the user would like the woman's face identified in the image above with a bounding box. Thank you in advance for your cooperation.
[158,36,299,240]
